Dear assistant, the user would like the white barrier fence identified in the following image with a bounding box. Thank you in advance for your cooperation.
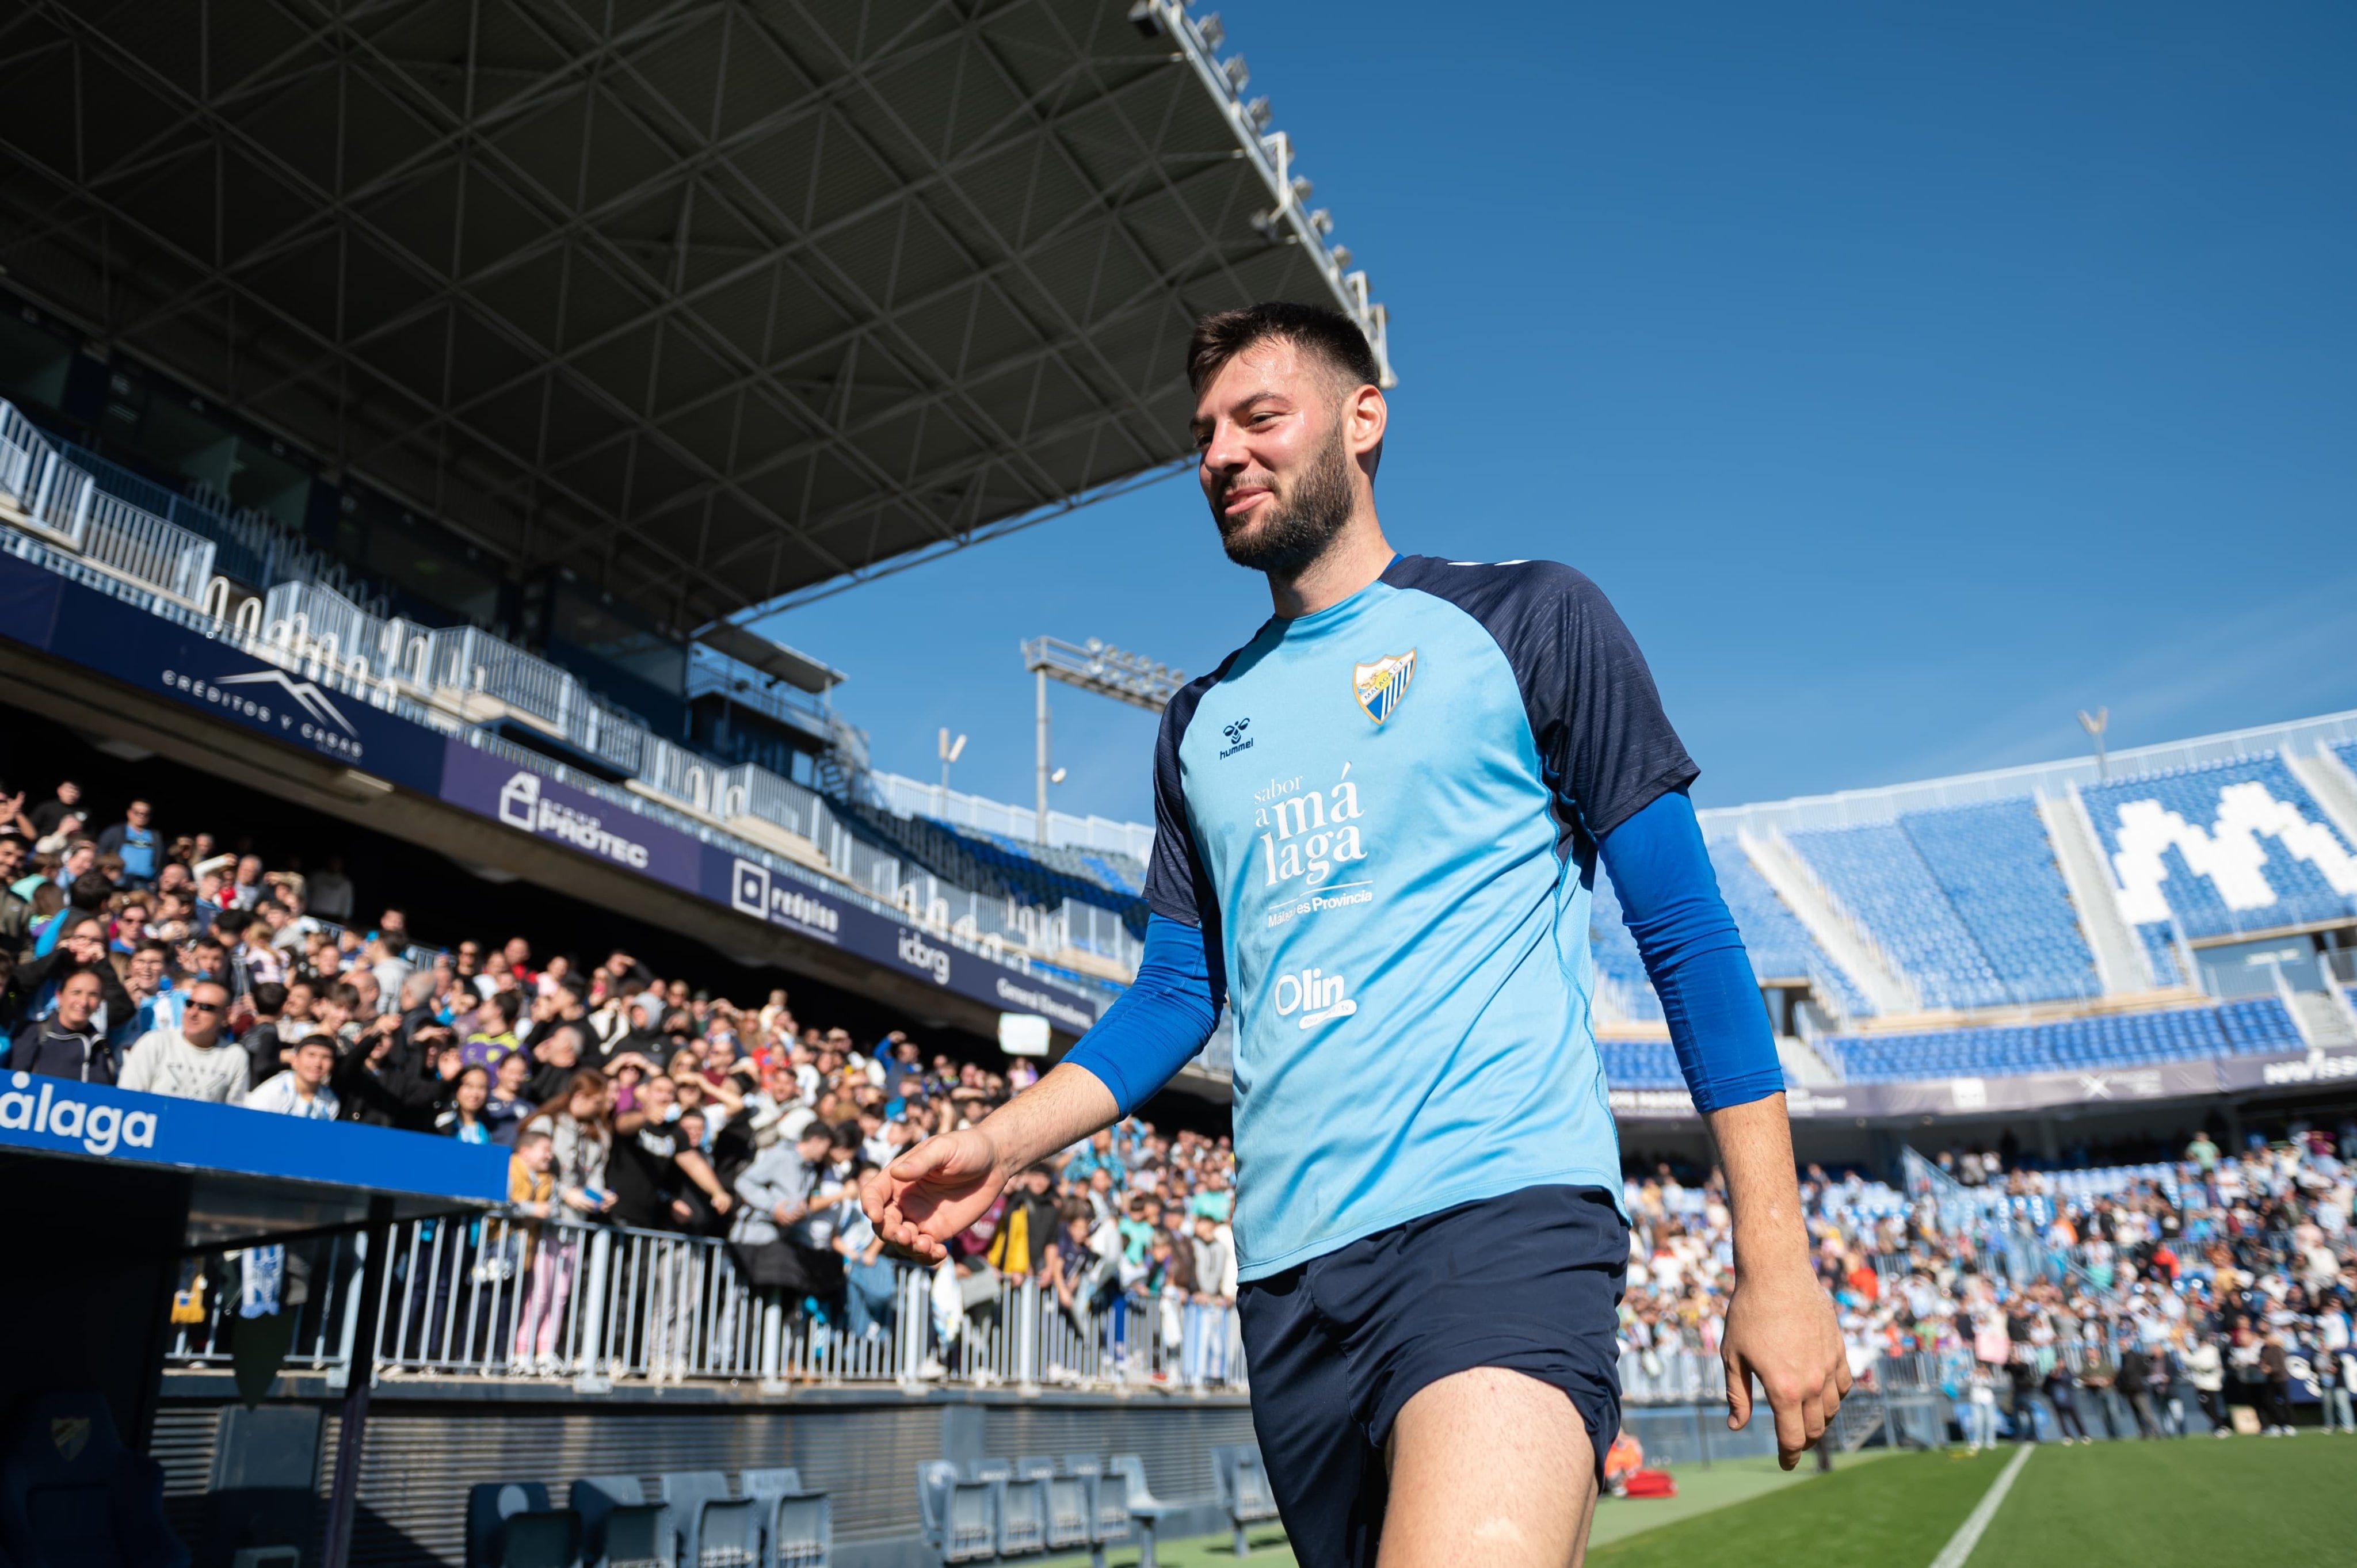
[166,1215,1246,1395]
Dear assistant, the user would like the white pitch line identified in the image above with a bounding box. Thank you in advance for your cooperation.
[1928,1441,2035,1568]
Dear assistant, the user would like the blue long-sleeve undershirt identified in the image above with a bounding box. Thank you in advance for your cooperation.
[1061,913,1222,1116]
[1597,788,1785,1113]
[1059,788,1782,1119]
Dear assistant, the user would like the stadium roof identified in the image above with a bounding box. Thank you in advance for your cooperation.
[0,0,1390,634]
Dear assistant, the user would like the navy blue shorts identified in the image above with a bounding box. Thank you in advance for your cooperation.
[1236,1184,1628,1568]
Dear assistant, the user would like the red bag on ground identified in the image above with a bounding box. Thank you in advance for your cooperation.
[1623,1469,1677,1498]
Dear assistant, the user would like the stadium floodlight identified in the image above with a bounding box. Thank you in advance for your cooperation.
[2078,707,2110,780]
[1023,635,1187,842]
[937,728,967,791]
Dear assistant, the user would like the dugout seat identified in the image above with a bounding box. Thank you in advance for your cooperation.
[0,1391,186,1568]
[914,1461,996,1564]
[1211,1445,1281,1559]
[740,1468,829,1568]
[571,1474,669,1568]
[465,1482,583,1568]
[659,1472,758,1568]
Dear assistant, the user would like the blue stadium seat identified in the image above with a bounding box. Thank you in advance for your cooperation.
[914,1462,996,1565]
[1821,997,2302,1081]
[1210,1446,1282,1559]
[2080,753,2357,942]
[466,1482,582,1568]
[741,1469,828,1568]
[659,1471,757,1568]
[570,1475,668,1568]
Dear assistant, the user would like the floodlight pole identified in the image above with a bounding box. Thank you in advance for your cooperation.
[1036,667,1052,843]
[1022,635,1187,845]
[2077,707,2110,781]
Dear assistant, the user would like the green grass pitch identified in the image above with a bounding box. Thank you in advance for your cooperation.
[1038,1432,2356,1567]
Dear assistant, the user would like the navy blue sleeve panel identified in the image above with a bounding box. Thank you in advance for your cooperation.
[1382,556,1698,857]
[1599,789,1785,1114]
[1141,660,1232,1002]
[1058,914,1222,1117]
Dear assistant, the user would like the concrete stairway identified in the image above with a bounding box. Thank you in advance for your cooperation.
[1738,829,1919,1016]
[2038,788,2155,995]
[2289,989,2357,1048]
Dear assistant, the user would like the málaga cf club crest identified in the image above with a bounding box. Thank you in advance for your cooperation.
[1351,650,1417,724]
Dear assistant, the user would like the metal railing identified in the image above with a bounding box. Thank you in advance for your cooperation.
[165,1214,1246,1395]
[0,398,1138,995]
[0,412,217,602]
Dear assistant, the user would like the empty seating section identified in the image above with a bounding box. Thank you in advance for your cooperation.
[1588,871,1665,1023]
[919,1454,1156,1567]
[1599,1037,1685,1089]
[1706,842,1877,1016]
[841,801,1149,934]
[2080,754,2357,941]
[513,1468,830,1568]
[1788,821,2013,1009]
[1899,800,2101,1002]
[1821,997,2303,1081]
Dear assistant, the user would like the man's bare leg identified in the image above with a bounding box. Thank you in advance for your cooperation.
[1379,1367,1598,1567]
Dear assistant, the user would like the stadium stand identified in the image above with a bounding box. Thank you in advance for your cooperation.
[1790,820,2018,1009]
[2080,753,2357,941]
[1820,997,2305,1082]
[837,800,1150,937]
[1900,800,2104,1001]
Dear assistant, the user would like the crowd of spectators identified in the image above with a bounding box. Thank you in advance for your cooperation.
[12,772,2357,1416]
[1618,1128,2357,1439]
[0,773,1238,1382]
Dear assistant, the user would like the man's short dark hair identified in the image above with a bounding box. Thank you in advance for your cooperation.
[68,871,112,911]
[251,981,289,1016]
[1185,300,1381,399]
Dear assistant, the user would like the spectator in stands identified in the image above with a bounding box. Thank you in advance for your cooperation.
[435,1064,493,1143]
[483,1050,535,1146]
[0,835,30,945]
[96,799,158,888]
[118,979,246,1102]
[2258,1329,2295,1436]
[307,856,354,922]
[511,1072,614,1373]
[730,1121,845,1300]
[523,1022,585,1104]
[238,981,293,1088]
[986,1163,1059,1281]
[6,966,110,1082]
[248,1036,342,1120]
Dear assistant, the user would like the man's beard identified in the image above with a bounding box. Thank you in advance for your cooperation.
[1214,426,1356,578]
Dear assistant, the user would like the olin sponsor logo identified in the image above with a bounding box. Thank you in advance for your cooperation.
[495,772,651,869]
[1,1071,159,1157]
[1271,964,1357,1029]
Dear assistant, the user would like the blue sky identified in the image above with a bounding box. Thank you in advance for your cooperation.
[761,1,2357,829]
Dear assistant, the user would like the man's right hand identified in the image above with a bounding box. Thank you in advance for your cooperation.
[863,1127,1004,1263]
